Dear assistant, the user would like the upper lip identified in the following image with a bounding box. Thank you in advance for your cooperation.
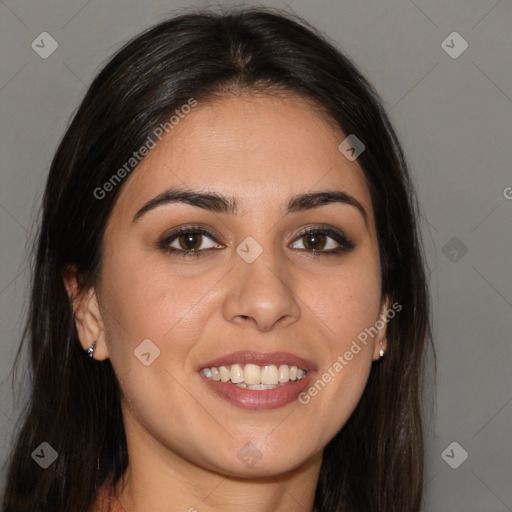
[199,351,317,372]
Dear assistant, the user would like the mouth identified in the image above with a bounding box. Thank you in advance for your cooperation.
[198,351,316,410]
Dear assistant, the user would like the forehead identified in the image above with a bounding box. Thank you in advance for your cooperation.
[111,92,374,224]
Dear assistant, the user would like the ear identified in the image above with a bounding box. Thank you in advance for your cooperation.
[62,264,109,360]
[372,295,391,361]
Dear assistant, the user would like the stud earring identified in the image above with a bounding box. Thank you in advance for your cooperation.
[86,341,97,358]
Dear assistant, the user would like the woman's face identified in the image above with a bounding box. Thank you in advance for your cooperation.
[82,92,388,477]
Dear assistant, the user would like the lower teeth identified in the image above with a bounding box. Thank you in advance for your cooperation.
[234,382,285,390]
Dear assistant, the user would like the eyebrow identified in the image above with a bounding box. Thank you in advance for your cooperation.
[132,186,368,225]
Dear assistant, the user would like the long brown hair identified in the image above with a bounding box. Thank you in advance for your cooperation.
[2,6,434,511]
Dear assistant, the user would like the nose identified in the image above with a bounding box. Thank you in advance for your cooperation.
[222,248,301,332]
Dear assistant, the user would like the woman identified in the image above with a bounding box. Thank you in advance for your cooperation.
[2,6,434,512]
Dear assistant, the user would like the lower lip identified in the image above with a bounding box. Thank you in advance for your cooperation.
[199,372,316,410]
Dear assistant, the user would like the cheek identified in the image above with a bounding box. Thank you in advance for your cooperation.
[98,247,218,375]
[303,252,383,348]
[97,258,233,468]
[295,254,382,430]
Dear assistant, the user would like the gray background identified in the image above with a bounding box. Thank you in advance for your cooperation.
[1,0,511,510]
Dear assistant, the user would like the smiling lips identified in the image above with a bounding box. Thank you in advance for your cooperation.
[198,351,316,410]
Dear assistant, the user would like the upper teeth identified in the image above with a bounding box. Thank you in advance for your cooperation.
[201,363,307,385]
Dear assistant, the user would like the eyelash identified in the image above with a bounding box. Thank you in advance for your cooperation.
[158,224,356,259]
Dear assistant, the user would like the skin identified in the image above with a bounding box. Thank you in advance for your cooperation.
[64,92,389,512]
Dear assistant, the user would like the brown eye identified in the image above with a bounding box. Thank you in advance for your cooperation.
[302,232,328,251]
[159,227,223,258]
[290,227,355,255]
[177,232,203,251]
